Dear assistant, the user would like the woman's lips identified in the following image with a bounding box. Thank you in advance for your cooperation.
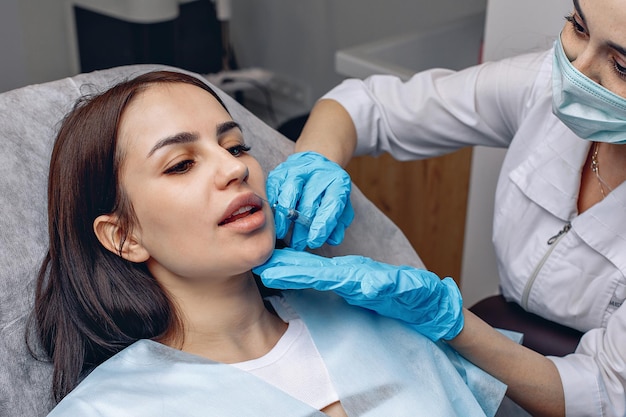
[219,205,259,225]
[218,193,265,227]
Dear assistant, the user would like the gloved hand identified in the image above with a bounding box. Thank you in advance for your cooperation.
[253,248,464,341]
[267,151,354,250]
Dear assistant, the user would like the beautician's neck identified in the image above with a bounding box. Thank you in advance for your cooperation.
[599,142,626,181]
[606,142,626,161]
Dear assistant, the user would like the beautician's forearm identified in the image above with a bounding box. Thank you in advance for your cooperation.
[294,99,357,168]
[449,310,565,417]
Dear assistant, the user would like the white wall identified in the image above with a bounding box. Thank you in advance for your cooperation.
[0,0,29,92]
[460,0,572,307]
[14,0,73,88]
[0,0,75,92]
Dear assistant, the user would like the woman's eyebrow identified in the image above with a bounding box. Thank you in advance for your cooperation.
[147,131,199,157]
[146,121,240,157]
[573,0,585,22]
[609,41,626,57]
[216,120,242,137]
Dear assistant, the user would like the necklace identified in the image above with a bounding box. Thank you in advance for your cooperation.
[590,142,613,198]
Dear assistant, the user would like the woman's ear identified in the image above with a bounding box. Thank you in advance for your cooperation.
[93,214,149,263]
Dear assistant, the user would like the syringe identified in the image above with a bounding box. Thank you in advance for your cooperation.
[258,196,312,227]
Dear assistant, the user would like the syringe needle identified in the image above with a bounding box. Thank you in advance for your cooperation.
[257,195,312,227]
[272,203,312,228]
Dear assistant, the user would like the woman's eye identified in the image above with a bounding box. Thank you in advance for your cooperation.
[613,59,626,78]
[227,144,251,157]
[565,14,586,35]
[164,159,195,175]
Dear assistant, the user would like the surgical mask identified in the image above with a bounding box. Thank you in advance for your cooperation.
[552,36,626,144]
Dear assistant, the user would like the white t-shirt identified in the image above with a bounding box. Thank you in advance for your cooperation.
[231,316,339,410]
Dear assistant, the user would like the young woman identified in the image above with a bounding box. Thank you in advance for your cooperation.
[34,71,503,417]
[259,0,626,415]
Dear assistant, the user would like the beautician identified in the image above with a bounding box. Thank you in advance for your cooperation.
[254,0,626,416]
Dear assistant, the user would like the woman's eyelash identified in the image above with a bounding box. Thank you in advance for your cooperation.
[228,144,251,156]
[564,14,585,34]
[164,159,195,175]
[613,60,626,79]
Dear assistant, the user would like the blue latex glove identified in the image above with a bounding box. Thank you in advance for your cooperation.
[253,248,464,341]
[267,151,354,250]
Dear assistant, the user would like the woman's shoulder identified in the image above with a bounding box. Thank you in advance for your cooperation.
[47,341,147,416]
[479,48,554,101]
[47,340,222,416]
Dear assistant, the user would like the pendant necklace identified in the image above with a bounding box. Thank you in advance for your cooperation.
[590,142,613,198]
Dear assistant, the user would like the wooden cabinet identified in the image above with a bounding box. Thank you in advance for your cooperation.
[346,148,472,284]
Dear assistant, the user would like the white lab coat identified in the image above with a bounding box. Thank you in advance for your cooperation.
[46,290,506,417]
[324,47,626,417]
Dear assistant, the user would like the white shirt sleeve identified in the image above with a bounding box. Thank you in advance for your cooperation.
[322,50,552,160]
[549,302,626,417]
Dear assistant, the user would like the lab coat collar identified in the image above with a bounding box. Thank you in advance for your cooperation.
[508,118,586,221]
[578,182,626,271]
[508,119,626,270]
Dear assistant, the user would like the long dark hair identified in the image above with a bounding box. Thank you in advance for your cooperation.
[32,71,229,403]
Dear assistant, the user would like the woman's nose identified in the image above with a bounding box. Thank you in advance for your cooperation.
[571,48,602,84]
[215,151,249,189]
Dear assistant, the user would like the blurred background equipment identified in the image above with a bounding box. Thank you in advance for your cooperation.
[71,0,225,74]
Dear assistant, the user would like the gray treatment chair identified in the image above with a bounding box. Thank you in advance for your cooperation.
[0,65,424,417]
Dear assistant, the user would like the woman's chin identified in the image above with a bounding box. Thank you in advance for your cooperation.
[243,234,276,270]
[257,244,276,267]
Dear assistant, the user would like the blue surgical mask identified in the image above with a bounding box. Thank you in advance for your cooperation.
[552,36,626,144]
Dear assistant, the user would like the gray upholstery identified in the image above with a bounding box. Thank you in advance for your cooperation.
[0,65,424,417]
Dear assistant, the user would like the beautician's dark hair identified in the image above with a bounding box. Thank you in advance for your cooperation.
[31,71,229,403]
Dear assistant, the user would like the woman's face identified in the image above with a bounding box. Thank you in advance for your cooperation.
[115,82,275,283]
[561,0,626,98]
